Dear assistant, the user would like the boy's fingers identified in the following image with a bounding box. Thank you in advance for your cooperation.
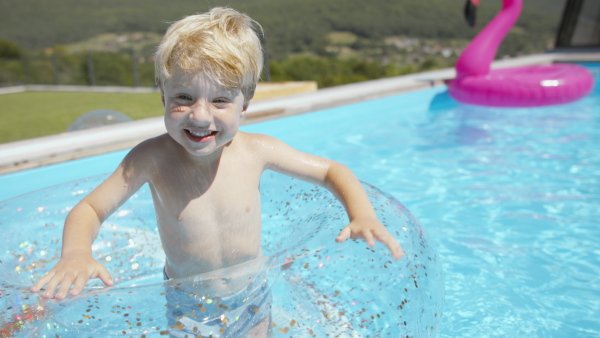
[362,230,376,247]
[373,228,405,259]
[70,275,88,296]
[30,272,53,292]
[338,224,404,259]
[336,227,351,243]
[42,275,62,298]
[55,275,76,300]
[97,267,114,286]
[387,241,405,260]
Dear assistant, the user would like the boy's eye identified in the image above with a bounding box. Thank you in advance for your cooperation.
[176,94,193,101]
[213,98,230,105]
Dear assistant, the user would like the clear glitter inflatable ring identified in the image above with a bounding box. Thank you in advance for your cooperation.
[0,172,444,337]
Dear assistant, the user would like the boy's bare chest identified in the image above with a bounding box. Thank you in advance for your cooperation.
[175,174,262,225]
[150,153,264,225]
[150,156,264,267]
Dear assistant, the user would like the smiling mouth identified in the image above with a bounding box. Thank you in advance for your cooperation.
[185,129,217,142]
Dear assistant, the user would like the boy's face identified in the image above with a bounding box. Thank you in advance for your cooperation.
[162,71,248,158]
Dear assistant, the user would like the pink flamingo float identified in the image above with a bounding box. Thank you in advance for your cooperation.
[448,0,594,107]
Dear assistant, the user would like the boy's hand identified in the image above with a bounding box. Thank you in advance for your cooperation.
[30,251,114,299]
[336,216,405,260]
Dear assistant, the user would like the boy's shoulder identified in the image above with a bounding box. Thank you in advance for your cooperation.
[233,131,287,155]
[233,131,293,163]
[236,131,281,147]
[130,134,173,154]
[124,134,177,165]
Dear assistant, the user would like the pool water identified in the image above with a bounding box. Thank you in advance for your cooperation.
[2,63,600,337]
[253,65,600,337]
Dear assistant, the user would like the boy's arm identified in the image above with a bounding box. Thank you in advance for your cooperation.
[253,133,404,259]
[30,147,149,299]
[324,162,404,259]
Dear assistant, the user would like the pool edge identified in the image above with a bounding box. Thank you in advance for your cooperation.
[1,52,599,174]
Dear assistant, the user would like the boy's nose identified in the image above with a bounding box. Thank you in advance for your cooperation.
[188,103,212,122]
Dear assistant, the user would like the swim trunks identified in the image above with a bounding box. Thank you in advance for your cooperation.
[163,268,272,337]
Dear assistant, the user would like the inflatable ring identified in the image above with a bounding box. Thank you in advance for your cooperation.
[0,172,444,337]
[448,0,594,107]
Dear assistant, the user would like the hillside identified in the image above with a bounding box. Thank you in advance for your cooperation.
[0,0,569,89]
[0,0,566,59]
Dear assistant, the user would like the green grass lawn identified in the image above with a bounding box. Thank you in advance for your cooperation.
[0,91,163,143]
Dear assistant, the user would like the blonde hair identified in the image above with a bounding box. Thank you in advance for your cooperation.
[155,7,263,101]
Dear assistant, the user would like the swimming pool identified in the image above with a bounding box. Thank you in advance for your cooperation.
[2,62,599,337]
[245,63,600,337]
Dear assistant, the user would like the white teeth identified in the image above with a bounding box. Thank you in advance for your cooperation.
[188,130,213,137]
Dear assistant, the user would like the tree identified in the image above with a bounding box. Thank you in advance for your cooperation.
[0,39,23,59]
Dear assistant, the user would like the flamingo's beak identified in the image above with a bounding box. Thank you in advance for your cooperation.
[464,0,479,27]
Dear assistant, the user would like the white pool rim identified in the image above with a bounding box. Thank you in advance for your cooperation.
[0,52,598,173]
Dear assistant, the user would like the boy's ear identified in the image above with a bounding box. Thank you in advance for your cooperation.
[241,102,249,117]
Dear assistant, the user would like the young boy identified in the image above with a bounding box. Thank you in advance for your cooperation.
[31,7,404,337]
